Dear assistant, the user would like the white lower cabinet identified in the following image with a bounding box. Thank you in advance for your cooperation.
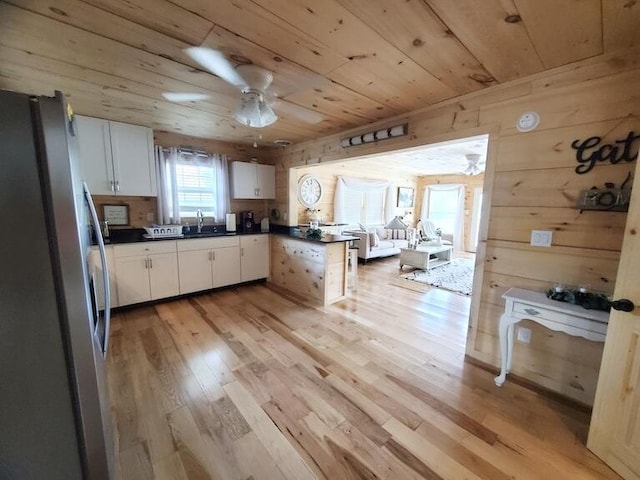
[240,235,270,282]
[113,241,179,306]
[177,237,241,295]
[112,235,268,306]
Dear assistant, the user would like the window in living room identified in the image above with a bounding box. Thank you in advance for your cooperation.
[334,176,394,227]
[427,187,460,235]
[342,188,386,225]
[420,183,465,251]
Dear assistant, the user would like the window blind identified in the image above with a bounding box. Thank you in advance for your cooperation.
[175,162,216,217]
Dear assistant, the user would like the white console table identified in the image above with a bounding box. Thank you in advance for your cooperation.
[494,288,610,387]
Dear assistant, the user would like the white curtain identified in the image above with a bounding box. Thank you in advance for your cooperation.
[155,146,230,225]
[212,153,230,222]
[334,176,395,226]
[155,146,180,225]
[420,183,465,251]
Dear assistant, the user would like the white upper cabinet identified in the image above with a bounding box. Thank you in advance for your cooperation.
[109,121,156,196]
[231,161,275,199]
[76,115,156,196]
[256,164,276,199]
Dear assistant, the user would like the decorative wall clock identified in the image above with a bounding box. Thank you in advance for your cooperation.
[297,174,322,207]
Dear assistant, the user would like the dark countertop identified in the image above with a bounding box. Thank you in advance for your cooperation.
[99,227,269,245]
[270,230,358,244]
[297,223,348,227]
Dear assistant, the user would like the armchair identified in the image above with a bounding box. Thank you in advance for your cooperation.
[416,219,453,246]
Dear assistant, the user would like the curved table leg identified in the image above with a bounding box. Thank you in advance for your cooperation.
[495,314,517,386]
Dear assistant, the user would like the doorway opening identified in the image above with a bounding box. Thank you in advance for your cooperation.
[289,133,491,340]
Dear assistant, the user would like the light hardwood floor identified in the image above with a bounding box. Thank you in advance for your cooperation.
[107,256,620,479]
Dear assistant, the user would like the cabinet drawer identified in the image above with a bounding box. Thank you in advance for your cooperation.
[114,240,176,258]
[177,236,240,252]
[240,234,269,247]
[512,302,608,334]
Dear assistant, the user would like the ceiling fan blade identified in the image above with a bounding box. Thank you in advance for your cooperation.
[162,92,211,102]
[269,97,323,124]
[185,47,247,88]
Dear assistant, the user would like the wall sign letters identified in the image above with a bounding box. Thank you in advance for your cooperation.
[571,131,639,174]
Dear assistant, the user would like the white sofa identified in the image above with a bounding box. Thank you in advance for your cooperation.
[347,228,409,262]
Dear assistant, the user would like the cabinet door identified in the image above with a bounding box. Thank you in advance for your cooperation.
[148,252,179,300]
[114,255,151,306]
[240,235,270,282]
[178,249,213,294]
[76,116,114,195]
[231,161,258,199]
[255,164,275,199]
[212,246,241,288]
[109,121,156,196]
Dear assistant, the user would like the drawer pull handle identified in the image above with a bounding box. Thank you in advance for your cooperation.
[524,308,540,316]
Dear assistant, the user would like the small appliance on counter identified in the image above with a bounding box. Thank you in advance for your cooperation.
[143,225,183,239]
[241,210,255,232]
[226,213,237,232]
[260,217,270,232]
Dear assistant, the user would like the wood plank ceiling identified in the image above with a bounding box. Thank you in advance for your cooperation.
[1,0,638,146]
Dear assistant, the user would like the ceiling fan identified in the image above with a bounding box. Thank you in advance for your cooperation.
[462,153,485,175]
[163,47,323,128]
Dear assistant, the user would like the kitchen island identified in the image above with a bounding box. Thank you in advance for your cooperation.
[270,232,357,306]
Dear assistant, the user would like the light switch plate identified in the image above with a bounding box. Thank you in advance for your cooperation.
[531,230,552,247]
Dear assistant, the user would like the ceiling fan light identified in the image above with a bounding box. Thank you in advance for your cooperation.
[234,94,277,128]
[258,100,277,126]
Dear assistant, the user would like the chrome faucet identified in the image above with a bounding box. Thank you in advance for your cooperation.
[196,209,204,233]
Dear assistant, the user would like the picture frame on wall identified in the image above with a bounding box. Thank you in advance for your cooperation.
[103,204,129,226]
[397,187,414,208]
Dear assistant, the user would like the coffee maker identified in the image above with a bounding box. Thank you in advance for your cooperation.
[241,210,255,232]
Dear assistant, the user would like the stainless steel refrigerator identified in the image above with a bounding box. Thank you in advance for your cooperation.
[0,90,112,479]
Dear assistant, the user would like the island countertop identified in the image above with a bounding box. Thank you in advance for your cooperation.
[269,225,357,244]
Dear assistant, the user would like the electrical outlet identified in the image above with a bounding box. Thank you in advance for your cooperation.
[517,326,532,344]
[530,230,552,247]
[146,212,154,222]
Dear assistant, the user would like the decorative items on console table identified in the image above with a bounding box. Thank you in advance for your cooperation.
[546,283,611,312]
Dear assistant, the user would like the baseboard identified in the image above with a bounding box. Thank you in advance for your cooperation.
[464,355,593,414]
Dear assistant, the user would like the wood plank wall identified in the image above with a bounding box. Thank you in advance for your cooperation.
[415,173,485,252]
[272,45,640,405]
[294,163,417,226]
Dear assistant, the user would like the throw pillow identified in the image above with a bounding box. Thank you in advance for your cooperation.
[369,232,380,248]
[389,229,407,240]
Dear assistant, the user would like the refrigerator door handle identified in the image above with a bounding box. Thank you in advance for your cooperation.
[83,182,111,356]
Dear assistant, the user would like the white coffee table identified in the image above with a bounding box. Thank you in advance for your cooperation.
[399,245,452,270]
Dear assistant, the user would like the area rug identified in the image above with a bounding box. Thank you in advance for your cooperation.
[395,258,474,295]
